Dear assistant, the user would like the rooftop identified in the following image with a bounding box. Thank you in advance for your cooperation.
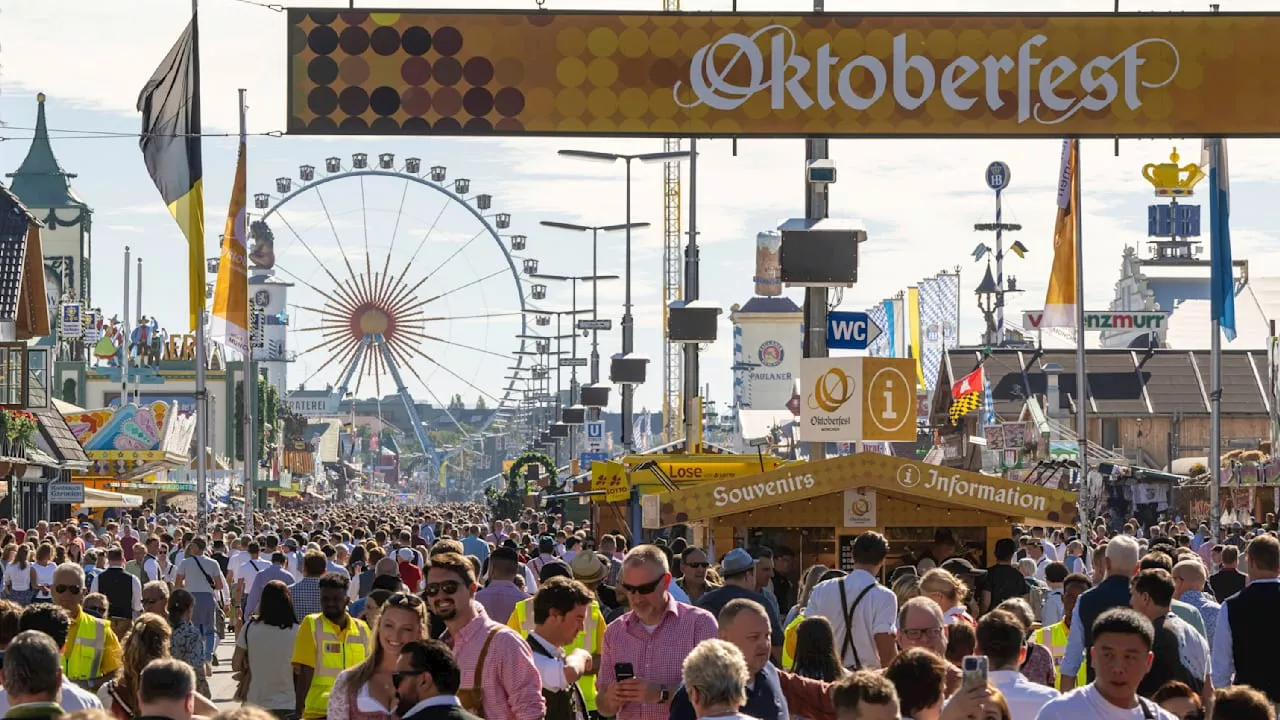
[5,94,85,210]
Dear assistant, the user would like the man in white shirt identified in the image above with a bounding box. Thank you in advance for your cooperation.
[804,532,898,670]
[527,577,592,720]
[976,609,1058,719]
[1034,608,1177,720]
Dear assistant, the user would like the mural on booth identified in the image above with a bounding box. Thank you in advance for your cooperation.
[64,401,170,452]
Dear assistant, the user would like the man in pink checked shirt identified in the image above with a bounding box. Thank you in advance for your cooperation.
[596,545,718,720]
[426,552,545,720]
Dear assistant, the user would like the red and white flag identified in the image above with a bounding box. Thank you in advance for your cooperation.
[951,366,984,400]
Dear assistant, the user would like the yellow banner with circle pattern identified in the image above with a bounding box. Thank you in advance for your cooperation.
[287,10,1280,137]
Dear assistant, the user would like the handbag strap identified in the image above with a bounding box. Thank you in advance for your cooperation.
[191,555,218,589]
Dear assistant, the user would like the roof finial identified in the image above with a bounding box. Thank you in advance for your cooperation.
[36,92,45,104]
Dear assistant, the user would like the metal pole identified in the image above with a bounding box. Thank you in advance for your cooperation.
[1211,319,1222,538]
[591,229,600,388]
[122,246,131,405]
[622,161,635,451]
[238,88,255,535]
[683,138,700,453]
[802,141,829,462]
[994,188,1004,341]
[190,0,209,534]
[1072,138,1088,517]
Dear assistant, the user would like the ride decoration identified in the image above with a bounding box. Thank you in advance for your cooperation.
[486,450,558,519]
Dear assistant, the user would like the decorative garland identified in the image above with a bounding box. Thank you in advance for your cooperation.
[507,450,557,486]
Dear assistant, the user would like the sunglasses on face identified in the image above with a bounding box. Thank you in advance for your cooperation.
[424,581,462,597]
[684,562,710,569]
[621,576,665,595]
[83,606,106,618]
[54,584,81,595]
[391,670,426,687]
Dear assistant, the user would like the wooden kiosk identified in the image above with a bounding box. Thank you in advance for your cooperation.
[646,452,1079,571]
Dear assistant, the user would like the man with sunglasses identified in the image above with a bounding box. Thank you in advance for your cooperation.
[51,563,122,692]
[596,545,718,720]
[426,552,544,720]
[393,639,479,720]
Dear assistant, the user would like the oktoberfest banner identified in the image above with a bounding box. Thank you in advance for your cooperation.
[288,10,1280,137]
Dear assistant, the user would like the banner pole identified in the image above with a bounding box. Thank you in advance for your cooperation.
[1073,138,1088,533]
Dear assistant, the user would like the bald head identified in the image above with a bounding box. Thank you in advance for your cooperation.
[1172,559,1207,597]
[375,557,399,577]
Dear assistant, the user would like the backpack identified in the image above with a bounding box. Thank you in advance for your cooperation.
[1025,580,1047,621]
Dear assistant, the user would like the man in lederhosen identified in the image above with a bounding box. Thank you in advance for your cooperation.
[528,577,592,720]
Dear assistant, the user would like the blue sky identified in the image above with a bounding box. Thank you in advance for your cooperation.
[3,0,1279,421]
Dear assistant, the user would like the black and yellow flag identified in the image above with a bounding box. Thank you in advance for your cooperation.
[949,392,981,425]
[138,14,204,331]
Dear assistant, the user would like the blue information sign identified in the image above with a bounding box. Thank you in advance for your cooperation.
[826,311,883,350]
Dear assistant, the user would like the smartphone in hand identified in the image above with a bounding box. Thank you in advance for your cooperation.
[962,655,989,690]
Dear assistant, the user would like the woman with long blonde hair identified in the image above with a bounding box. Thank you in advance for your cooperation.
[328,592,432,720]
[919,568,975,627]
[784,564,830,626]
[99,614,221,720]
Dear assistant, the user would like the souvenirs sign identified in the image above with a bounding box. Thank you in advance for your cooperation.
[289,11,1280,137]
[654,451,1079,526]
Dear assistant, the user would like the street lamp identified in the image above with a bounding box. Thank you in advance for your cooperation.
[530,272,620,407]
[540,220,648,392]
[558,149,690,451]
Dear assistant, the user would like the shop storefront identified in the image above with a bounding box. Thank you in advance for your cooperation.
[646,452,1078,572]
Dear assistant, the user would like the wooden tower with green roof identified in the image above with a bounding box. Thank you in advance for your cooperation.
[5,93,93,334]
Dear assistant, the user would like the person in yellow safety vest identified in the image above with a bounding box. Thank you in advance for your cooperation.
[292,573,374,719]
[508,553,606,713]
[53,563,122,690]
[780,613,804,670]
[1035,573,1091,690]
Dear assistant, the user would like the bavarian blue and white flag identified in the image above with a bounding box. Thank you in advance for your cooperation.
[1202,137,1236,341]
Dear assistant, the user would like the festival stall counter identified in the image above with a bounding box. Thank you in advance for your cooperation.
[645,452,1078,572]
[63,401,198,508]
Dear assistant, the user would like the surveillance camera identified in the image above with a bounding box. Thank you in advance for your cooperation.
[806,158,836,185]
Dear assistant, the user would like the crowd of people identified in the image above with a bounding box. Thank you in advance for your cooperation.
[0,502,1273,720]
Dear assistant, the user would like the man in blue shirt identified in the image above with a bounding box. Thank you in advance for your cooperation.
[460,525,490,566]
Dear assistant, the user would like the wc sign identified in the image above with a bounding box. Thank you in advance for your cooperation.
[826,311,883,350]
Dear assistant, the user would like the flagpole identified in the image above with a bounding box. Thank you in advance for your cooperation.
[239,87,255,537]
[191,0,209,534]
[122,246,131,406]
[1073,138,1088,529]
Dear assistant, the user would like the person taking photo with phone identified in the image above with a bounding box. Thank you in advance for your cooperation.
[596,545,717,720]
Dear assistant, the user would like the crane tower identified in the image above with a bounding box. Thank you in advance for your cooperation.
[661,0,683,444]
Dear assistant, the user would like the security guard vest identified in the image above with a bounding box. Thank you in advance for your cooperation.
[64,611,107,684]
[1036,621,1086,690]
[780,614,804,670]
[304,614,372,718]
[507,597,602,711]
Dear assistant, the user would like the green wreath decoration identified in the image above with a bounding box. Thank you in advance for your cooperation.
[485,449,560,519]
[507,450,558,487]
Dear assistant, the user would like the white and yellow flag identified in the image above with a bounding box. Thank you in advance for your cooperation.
[211,132,249,353]
[1042,139,1079,328]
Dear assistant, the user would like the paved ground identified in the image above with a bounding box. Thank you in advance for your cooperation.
[206,635,242,709]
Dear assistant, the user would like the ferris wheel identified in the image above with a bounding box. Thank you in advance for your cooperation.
[250,152,531,472]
